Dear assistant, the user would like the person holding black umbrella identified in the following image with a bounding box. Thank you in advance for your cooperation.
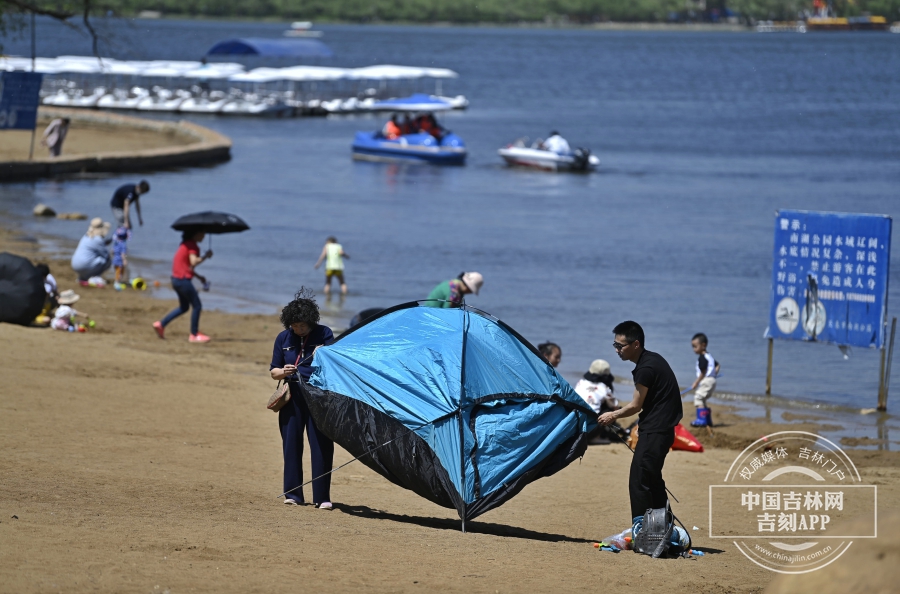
[155,211,250,343]
[153,229,213,343]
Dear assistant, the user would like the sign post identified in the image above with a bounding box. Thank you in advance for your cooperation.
[0,71,45,159]
[766,210,893,404]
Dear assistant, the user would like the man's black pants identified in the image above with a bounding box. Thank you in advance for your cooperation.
[629,428,675,519]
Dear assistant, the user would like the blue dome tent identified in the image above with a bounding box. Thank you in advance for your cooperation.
[303,303,597,529]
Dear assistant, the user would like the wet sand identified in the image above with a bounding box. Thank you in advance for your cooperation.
[1,226,899,593]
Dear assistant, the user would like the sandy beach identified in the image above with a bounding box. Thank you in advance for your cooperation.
[0,116,193,162]
[1,225,899,593]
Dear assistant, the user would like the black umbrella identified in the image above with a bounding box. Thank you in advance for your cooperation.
[171,211,249,250]
[0,252,45,326]
[171,211,250,234]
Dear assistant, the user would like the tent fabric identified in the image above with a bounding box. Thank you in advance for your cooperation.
[305,303,597,521]
[0,252,45,326]
[206,38,334,58]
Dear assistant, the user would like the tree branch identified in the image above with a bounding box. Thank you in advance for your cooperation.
[2,0,75,20]
[81,0,99,57]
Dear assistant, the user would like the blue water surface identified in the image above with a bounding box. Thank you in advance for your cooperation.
[1,19,899,410]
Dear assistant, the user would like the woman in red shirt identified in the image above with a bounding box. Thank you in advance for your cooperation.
[153,230,213,342]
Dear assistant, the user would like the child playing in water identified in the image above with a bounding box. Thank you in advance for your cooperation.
[689,333,720,427]
[314,236,349,295]
[112,226,131,290]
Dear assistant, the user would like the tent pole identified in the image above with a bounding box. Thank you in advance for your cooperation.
[458,308,469,533]
[765,337,774,396]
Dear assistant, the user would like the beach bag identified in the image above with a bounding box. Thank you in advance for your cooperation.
[267,353,301,412]
[267,380,291,412]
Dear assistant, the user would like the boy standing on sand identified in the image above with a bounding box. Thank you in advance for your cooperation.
[314,237,349,295]
[689,333,719,428]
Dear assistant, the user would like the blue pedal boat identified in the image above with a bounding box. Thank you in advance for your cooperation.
[351,94,467,165]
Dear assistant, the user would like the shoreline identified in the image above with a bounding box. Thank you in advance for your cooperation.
[1,220,895,449]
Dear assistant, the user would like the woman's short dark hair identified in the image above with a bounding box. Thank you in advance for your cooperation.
[280,287,320,329]
[181,229,202,243]
[538,341,560,358]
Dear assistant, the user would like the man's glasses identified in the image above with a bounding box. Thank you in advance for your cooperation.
[612,340,634,351]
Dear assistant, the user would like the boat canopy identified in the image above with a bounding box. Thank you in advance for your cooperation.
[0,56,458,84]
[371,93,454,112]
[205,38,334,58]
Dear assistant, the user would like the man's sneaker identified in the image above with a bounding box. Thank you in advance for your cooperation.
[189,333,211,343]
[153,321,165,339]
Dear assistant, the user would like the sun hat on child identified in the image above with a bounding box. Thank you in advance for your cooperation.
[58,289,80,305]
[589,359,611,375]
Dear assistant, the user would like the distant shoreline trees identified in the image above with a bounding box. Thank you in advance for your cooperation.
[98,0,900,23]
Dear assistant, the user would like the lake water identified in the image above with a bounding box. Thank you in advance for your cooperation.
[2,19,900,414]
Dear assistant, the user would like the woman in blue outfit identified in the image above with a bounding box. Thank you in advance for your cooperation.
[270,288,335,508]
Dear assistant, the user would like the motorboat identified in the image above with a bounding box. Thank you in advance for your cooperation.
[351,95,466,165]
[283,21,324,38]
[498,138,599,172]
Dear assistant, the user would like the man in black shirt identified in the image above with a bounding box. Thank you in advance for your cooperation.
[110,180,149,230]
[598,320,683,521]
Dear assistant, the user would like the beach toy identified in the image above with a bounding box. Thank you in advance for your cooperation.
[131,278,147,290]
[77,324,86,333]
[153,280,161,288]
[88,320,96,328]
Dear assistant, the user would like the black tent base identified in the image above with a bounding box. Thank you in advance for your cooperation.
[302,382,590,526]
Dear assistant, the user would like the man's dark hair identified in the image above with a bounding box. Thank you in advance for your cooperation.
[61,118,71,124]
[613,321,644,348]
[280,287,320,329]
[692,332,708,345]
[537,341,560,359]
[138,180,150,193]
[35,263,50,277]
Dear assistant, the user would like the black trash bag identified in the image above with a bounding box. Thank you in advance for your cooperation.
[0,252,45,326]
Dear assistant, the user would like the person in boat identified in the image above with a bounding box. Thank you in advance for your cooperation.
[382,114,401,140]
[400,114,415,135]
[541,131,571,154]
[416,113,444,139]
[423,272,483,308]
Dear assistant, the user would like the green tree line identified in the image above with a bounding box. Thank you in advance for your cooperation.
[97,0,900,21]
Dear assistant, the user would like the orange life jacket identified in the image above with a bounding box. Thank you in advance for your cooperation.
[383,120,401,140]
